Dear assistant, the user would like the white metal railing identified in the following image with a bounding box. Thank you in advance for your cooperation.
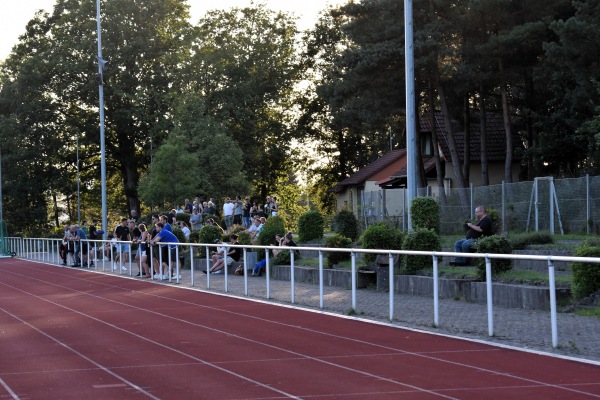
[5,236,600,349]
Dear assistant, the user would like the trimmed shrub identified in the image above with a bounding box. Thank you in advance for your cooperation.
[571,244,600,300]
[325,234,352,268]
[236,231,252,246]
[410,197,440,233]
[474,235,513,280]
[401,228,440,274]
[271,249,301,265]
[332,210,359,241]
[360,223,404,264]
[199,225,223,245]
[175,212,190,225]
[172,226,187,244]
[509,231,554,250]
[298,210,324,242]
[257,216,286,260]
[202,214,222,229]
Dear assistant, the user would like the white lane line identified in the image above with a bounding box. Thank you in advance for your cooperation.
[0,377,20,400]
[0,307,160,400]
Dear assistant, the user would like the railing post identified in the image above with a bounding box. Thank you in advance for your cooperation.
[485,255,494,337]
[432,253,439,327]
[205,246,211,289]
[265,250,270,299]
[318,250,324,309]
[548,259,558,348]
[243,247,248,296]
[351,251,356,311]
[290,248,295,304]
[389,252,394,322]
[190,244,194,287]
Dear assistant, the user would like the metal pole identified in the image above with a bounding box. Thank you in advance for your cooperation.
[433,254,439,327]
[96,0,107,240]
[548,260,558,348]
[76,129,80,225]
[502,181,505,234]
[534,178,539,232]
[549,177,554,234]
[586,174,590,235]
[485,256,494,337]
[319,250,324,309]
[405,0,417,230]
[388,253,395,322]
[351,252,356,311]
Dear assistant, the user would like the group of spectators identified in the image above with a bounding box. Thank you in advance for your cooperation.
[58,194,281,277]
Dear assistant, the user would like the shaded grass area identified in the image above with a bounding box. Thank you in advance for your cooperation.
[575,307,600,318]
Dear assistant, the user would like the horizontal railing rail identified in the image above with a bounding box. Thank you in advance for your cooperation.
[6,236,600,350]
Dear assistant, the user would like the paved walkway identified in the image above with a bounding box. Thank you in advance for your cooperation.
[89,261,600,365]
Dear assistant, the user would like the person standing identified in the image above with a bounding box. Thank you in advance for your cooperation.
[222,197,234,229]
[150,222,180,280]
[242,197,252,228]
[113,218,130,271]
[233,196,243,226]
[450,206,492,266]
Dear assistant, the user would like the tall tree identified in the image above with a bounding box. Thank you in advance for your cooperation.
[0,0,192,232]
[185,4,301,197]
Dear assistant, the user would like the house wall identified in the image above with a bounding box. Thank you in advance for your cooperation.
[443,161,520,187]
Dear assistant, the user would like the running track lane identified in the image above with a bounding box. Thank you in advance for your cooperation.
[0,259,599,399]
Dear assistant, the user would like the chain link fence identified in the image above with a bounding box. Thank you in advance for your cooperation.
[357,175,600,235]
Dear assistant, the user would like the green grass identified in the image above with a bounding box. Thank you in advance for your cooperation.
[420,266,572,287]
[575,307,600,318]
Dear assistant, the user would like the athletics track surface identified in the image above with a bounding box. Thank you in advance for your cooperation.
[1,258,599,400]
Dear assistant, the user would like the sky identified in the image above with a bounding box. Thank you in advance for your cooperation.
[0,0,346,61]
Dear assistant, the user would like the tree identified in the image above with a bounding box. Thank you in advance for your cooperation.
[185,4,301,197]
[138,94,249,206]
[0,0,192,233]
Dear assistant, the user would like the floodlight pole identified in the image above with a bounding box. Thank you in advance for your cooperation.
[96,0,107,238]
[76,129,80,225]
[405,0,417,230]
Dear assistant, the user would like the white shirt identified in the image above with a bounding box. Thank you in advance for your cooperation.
[223,202,234,216]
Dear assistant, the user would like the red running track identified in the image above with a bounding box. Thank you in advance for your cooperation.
[1,258,599,400]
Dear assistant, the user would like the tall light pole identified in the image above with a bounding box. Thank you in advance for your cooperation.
[96,0,107,238]
[76,129,80,225]
[405,0,417,230]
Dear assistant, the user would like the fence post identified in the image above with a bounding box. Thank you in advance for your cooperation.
[351,252,356,311]
[586,174,590,235]
[432,253,439,327]
[319,250,324,309]
[548,259,558,348]
[485,256,494,337]
[388,252,394,322]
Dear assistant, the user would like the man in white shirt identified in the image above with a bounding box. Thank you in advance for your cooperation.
[222,197,234,229]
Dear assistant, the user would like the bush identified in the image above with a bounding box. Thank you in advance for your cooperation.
[508,231,554,250]
[571,244,600,300]
[199,225,223,245]
[175,212,190,225]
[257,216,286,260]
[401,228,440,274]
[332,210,359,241]
[360,223,404,264]
[171,226,187,243]
[410,197,440,233]
[271,249,301,265]
[202,214,222,229]
[474,235,513,280]
[298,210,324,242]
[298,210,325,242]
[325,234,352,268]
[236,231,252,246]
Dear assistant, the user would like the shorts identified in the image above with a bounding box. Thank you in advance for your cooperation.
[115,243,130,254]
